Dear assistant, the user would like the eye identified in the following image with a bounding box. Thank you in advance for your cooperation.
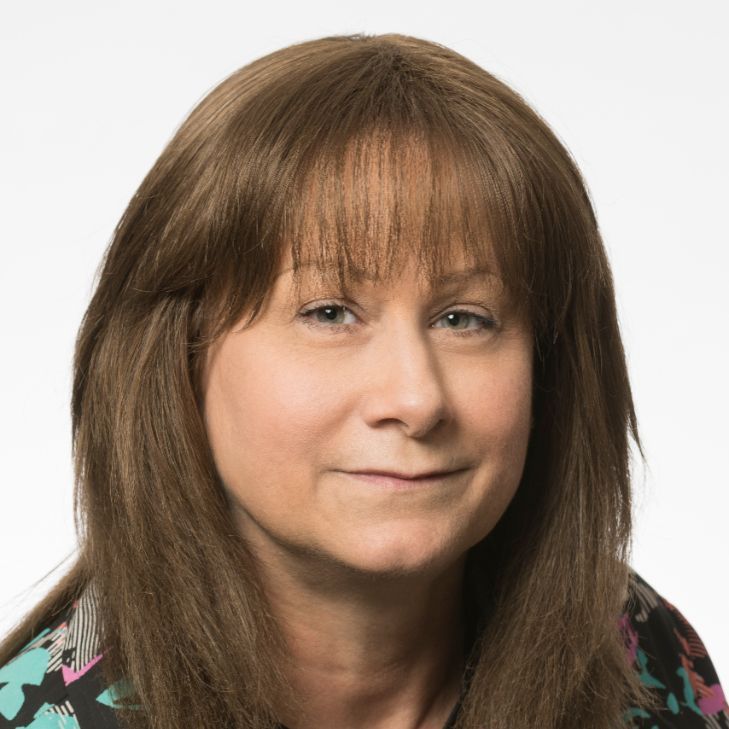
[432,310,498,337]
[297,301,498,337]
[298,303,358,330]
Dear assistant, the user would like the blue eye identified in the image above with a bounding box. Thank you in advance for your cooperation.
[297,302,498,337]
[299,303,358,328]
[435,310,498,335]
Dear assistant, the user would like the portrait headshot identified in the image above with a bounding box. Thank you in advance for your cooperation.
[1,3,727,729]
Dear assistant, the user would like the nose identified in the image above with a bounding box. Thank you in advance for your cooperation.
[359,322,451,438]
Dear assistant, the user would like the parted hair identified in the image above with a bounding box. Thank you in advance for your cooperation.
[1,33,661,728]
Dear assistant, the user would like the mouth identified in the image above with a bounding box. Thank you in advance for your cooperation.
[340,467,470,490]
[345,466,469,479]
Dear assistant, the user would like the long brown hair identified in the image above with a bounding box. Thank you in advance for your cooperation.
[1,33,661,728]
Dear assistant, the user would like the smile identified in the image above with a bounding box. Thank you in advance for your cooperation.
[340,469,469,490]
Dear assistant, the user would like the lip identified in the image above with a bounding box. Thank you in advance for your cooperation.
[346,467,467,479]
[340,468,468,490]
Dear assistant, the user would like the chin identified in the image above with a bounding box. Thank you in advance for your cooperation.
[327,534,459,580]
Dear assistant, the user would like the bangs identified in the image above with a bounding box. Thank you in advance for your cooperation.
[278,125,530,316]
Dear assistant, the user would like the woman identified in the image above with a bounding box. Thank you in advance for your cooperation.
[0,33,726,729]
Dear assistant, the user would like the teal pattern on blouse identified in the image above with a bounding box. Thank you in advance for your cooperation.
[1,570,727,728]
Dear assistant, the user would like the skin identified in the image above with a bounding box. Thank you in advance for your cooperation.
[201,244,534,729]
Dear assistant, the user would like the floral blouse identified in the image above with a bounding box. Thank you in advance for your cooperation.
[1,569,727,728]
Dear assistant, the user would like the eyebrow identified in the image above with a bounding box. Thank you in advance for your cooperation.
[278,262,498,283]
[432,267,497,283]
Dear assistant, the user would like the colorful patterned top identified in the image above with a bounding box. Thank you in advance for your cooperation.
[1,569,727,728]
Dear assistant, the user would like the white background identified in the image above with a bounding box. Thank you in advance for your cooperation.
[1,0,727,686]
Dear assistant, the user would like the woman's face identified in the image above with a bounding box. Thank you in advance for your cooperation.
[201,245,534,579]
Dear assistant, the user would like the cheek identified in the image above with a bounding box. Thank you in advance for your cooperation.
[466,351,532,441]
[203,338,345,486]
[451,352,533,544]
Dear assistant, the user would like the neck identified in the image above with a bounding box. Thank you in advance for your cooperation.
[255,546,469,729]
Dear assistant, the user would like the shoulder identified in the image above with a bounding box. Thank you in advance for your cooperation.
[621,567,729,728]
[0,585,128,728]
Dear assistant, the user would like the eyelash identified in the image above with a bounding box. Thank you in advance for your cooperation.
[297,301,499,338]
